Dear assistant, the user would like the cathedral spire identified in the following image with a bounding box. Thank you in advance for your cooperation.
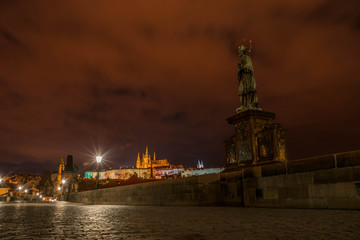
[153,152,156,161]
[145,146,149,157]
[136,152,141,168]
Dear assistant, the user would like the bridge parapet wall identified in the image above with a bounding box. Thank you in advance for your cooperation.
[69,150,360,209]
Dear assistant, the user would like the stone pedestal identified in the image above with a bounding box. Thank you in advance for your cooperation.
[225,110,287,169]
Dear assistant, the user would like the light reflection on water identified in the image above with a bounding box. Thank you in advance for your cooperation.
[0,202,359,240]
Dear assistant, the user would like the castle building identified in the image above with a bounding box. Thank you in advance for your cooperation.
[136,146,170,169]
[85,147,181,180]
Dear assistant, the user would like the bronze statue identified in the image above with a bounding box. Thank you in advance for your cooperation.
[236,42,259,113]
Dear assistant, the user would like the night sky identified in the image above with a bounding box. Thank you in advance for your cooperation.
[0,0,359,175]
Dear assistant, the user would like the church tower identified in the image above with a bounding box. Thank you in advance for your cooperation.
[145,146,149,157]
[57,157,65,185]
[143,146,150,168]
[136,152,141,168]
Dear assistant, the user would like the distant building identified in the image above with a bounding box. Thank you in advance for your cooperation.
[197,160,204,169]
[0,181,10,197]
[37,170,54,197]
[85,168,152,180]
[181,168,224,177]
[65,155,74,172]
[136,146,170,169]
[85,146,184,180]
[153,166,184,179]
[50,155,79,199]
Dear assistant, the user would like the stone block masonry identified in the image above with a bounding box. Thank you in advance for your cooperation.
[69,150,360,209]
[243,150,360,209]
[69,173,222,206]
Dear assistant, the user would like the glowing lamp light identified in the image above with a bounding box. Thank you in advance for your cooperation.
[96,156,103,163]
[24,189,28,193]
[58,187,61,190]
[0,178,2,183]
[36,193,39,196]
[62,179,66,184]
[18,186,22,190]
[40,195,42,198]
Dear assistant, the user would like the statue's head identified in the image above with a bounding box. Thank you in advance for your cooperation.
[238,45,248,56]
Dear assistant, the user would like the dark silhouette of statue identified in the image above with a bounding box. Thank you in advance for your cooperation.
[236,44,259,113]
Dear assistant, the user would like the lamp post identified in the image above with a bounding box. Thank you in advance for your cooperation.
[60,179,66,201]
[57,186,61,199]
[96,156,102,189]
[18,186,22,197]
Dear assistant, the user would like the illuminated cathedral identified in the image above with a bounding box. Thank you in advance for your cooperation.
[136,146,170,169]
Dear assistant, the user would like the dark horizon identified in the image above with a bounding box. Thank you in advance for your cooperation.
[0,1,359,175]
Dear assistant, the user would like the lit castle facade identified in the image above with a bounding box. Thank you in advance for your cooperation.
[136,146,170,169]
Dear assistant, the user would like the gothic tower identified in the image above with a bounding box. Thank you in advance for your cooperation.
[136,152,141,168]
[143,146,151,168]
[57,157,65,185]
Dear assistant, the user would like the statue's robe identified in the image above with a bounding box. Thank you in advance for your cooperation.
[238,54,258,108]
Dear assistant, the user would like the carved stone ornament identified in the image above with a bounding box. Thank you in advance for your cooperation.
[237,124,249,140]
[227,143,237,164]
[257,130,274,160]
[239,140,252,162]
[278,129,286,145]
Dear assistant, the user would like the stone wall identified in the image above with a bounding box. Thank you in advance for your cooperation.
[69,150,360,209]
[242,150,360,209]
[69,173,222,206]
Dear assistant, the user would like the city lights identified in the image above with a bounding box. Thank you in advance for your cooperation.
[96,156,103,163]
[62,179,66,184]
[18,186,22,190]
[96,155,102,189]
[24,189,28,193]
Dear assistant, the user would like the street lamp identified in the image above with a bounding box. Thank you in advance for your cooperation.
[0,178,2,183]
[96,156,102,189]
[62,179,66,184]
[24,189,28,193]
